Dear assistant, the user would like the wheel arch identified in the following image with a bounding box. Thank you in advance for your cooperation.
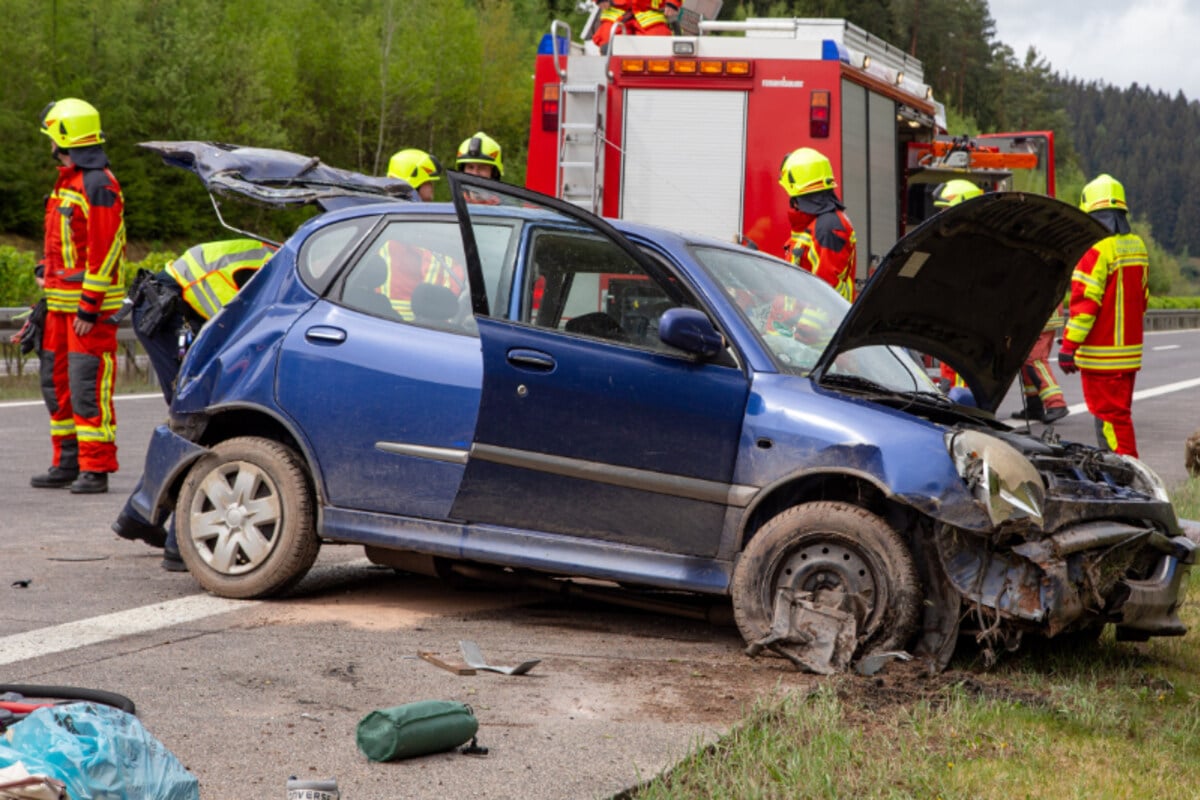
[164,403,324,520]
[736,468,922,553]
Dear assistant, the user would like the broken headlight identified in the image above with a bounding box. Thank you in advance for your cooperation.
[1114,453,1170,502]
[947,429,1045,528]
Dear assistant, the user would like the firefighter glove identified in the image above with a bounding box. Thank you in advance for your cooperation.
[1058,350,1078,374]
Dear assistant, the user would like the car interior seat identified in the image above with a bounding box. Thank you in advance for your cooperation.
[411,282,461,327]
[343,257,400,320]
[564,311,628,342]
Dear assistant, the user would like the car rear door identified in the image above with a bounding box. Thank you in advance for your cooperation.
[446,176,751,558]
[275,212,514,520]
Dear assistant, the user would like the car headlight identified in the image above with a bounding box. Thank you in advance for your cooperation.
[1114,453,1171,502]
[947,429,1045,528]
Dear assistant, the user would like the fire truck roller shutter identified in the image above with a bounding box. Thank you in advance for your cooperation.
[620,89,747,240]
[840,79,900,284]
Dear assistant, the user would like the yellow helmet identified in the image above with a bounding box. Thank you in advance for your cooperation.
[1080,174,1127,214]
[932,179,983,208]
[778,147,836,197]
[40,98,105,148]
[455,131,503,177]
[387,149,443,189]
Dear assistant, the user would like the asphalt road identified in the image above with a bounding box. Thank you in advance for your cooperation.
[1,327,1197,799]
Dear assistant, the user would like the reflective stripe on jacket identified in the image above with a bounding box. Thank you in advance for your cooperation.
[1063,232,1148,370]
[784,208,857,302]
[165,239,275,320]
[43,162,125,315]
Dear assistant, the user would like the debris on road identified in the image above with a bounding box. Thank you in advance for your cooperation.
[459,640,540,676]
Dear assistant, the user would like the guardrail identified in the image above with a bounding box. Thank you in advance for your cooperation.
[0,306,141,377]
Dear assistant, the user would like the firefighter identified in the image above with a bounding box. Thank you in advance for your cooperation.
[111,239,276,571]
[778,147,858,301]
[931,180,982,396]
[32,99,125,494]
[592,0,632,52]
[129,239,276,403]
[1058,174,1149,457]
[387,148,443,202]
[455,132,503,180]
[630,0,681,35]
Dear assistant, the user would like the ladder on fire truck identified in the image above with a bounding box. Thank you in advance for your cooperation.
[551,20,607,214]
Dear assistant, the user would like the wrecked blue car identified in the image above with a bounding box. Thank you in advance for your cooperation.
[128,143,1194,673]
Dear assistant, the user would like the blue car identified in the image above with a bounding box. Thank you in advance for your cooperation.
[128,143,1194,673]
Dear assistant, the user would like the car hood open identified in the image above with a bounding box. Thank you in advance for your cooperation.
[811,192,1110,412]
[139,140,414,210]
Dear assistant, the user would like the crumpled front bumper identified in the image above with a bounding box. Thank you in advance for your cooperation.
[938,520,1196,639]
[128,424,209,526]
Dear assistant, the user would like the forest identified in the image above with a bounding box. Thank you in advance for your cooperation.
[0,0,1194,293]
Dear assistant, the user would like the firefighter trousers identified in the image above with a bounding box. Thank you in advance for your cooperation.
[39,310,119,473]
[1080,368,1138,457]
[1019,330,1066,410]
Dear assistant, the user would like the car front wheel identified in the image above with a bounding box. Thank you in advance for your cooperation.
[176,436,318,599]
[731,501,921,666]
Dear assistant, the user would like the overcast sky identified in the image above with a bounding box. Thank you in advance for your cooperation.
[988,0,1200,100]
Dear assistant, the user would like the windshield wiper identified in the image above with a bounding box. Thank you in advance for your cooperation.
[819,373,897,397]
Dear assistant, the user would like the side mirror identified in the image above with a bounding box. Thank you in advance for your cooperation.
[659,307,724,359]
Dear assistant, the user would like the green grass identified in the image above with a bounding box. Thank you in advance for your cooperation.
[0,358,159,401]
[629,483,1200,799]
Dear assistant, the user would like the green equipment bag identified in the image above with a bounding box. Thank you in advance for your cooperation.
[355,701,478,762]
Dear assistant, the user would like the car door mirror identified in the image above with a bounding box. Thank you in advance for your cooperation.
[658,307,724,359]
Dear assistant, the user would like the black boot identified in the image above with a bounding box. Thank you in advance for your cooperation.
[161,547,187,573]
[31,466,79,489]
[1010,398,1044,421]
[69,472,108,494]
[112,512,168,548]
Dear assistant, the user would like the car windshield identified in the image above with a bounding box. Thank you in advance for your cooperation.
[691,245,935,393]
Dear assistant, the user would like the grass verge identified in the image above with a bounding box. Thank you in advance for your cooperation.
[627,483,1200,799]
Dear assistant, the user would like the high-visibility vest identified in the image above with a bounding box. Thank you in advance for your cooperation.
[380,242,467,319]
[165,239,275,320]
[1064,232,1148,371]
[43,161,126,316]
[785,208,857,302]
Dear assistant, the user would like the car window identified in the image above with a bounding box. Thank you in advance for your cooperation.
[336,219,473,333]
[691,244,934,390]
[457,189,687,351]
[297,217,376,295]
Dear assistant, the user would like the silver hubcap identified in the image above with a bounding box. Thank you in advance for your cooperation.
[188,460,282,575]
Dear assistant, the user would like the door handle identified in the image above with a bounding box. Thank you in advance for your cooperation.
[305,326,347,345]
[506,348,556,372]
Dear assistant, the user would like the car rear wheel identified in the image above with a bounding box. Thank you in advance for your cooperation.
[731,501,921,661]
[176,436,318,599]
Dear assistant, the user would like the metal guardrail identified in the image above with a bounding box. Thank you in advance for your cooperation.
[0,306,141,377]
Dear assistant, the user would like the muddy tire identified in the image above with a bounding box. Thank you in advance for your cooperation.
[731,501,921,657]
[176,436,318,599]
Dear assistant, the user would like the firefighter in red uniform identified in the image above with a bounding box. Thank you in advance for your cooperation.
[931,180,981,395]
[592,0,632,51]
[32,99,125,494]
[1058,174,1148,457]
[630,0,680,35]
[779,147,858,302]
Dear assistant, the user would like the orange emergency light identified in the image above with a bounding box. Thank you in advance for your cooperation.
[810,90,831,138]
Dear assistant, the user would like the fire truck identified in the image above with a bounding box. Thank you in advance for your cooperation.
[524,7,1055,284]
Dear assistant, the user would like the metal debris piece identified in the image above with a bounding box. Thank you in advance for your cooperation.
[419,651,476,676]
[458,640,540,676]
[745,588,859,675]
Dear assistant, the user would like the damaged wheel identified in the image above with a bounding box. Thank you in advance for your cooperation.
[731,502,921,666]
[176,436,318,599]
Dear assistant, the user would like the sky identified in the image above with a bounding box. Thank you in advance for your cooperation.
[987,0,1200,101]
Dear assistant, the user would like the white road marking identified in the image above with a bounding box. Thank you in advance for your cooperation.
[1153,344,1181,351]
[0,595,256,667]
[0,392,162,410]
[1060,375,1200,416]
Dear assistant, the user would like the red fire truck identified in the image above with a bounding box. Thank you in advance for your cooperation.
[525,11,1054,283]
